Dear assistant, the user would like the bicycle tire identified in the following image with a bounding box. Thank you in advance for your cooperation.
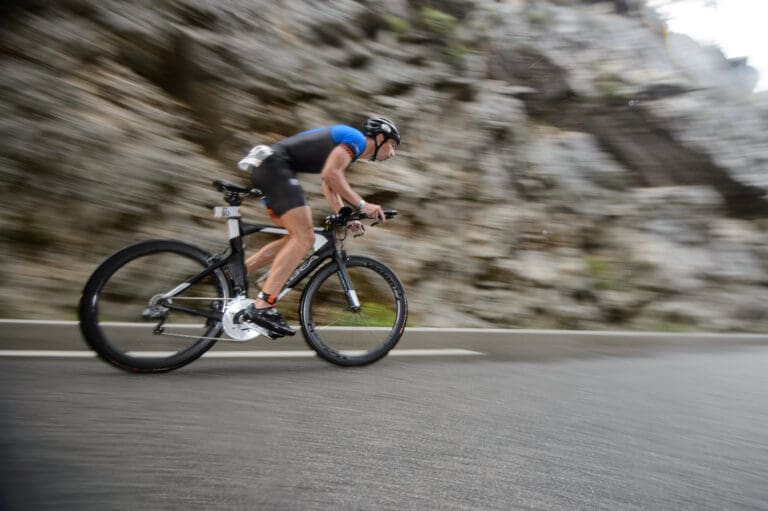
[299,255,407,366]
[79,240,230,373]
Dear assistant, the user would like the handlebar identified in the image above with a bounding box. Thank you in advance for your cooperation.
[325,206,398,228]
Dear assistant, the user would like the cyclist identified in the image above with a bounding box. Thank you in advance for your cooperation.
[240,116,401,337]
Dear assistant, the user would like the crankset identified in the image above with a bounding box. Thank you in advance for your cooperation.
[222,297,274,341]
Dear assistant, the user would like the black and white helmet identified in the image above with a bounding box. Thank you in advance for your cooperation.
[363,116,401,145]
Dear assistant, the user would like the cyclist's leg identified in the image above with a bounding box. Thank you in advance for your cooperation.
[247,151,312,334]
[246,237,288,275]
[245,193,288,275]
[242,206,313,336]
[255,205,314,308]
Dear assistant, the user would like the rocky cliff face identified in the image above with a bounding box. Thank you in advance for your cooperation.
[2,0,767,331]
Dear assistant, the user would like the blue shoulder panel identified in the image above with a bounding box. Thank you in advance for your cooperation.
[330,125,366,159]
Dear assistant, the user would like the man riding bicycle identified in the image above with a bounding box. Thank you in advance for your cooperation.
[240,116,401,337]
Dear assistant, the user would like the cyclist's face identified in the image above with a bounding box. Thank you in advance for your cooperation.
[377,136,397,161]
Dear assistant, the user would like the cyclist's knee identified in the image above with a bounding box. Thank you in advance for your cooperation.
[295,229,315,252]
[286,228,314,252]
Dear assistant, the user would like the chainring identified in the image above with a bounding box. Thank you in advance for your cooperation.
[222,298,267,341]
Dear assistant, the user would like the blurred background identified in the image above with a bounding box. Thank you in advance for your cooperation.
[1,0,767,332]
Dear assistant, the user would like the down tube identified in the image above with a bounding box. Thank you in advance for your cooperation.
[283,243,335,289]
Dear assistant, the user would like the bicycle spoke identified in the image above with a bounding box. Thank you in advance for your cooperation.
[300,256,407,366]
[80,241,228,372]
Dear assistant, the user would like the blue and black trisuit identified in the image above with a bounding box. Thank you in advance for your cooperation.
[251,125,367,218]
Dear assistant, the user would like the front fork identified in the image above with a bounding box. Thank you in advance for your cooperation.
[334,252,361,312]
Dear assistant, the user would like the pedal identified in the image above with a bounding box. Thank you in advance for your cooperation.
[221,297,290,341]
[246,322,284,340]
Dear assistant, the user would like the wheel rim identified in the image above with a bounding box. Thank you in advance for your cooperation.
[303,261,406,364]
[92,249,227,366]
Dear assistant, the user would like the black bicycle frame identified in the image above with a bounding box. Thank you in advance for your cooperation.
[156,216,344,321]
[240,222,342,292]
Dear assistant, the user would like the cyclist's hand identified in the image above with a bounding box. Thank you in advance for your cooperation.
[348,220,366,237]
[361,202,385,223]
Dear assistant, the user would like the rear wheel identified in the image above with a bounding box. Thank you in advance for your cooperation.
[299,256,407,366]
[79,240,229,373]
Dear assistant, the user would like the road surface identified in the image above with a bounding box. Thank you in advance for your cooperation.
[1,328,767,510]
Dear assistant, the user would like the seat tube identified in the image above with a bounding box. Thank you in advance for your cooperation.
[227,218,241,244]
[227,217,248,295]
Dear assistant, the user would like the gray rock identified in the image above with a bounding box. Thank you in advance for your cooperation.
[2,0,768,332]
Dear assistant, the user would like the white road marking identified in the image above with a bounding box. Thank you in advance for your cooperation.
[0,351,97,358]
[0,349,483,358]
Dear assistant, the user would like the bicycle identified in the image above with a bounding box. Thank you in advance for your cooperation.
[78,180,408,373]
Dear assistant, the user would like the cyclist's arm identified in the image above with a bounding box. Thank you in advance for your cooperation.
[320,146,358,210]
[320,177,344,214]
[321,146,385,221]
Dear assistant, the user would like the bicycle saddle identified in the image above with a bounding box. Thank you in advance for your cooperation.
[213,180,261,196]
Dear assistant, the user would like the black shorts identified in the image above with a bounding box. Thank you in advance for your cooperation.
[250,148,307,217]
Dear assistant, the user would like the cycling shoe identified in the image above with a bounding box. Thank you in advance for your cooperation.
[241,304,296,337]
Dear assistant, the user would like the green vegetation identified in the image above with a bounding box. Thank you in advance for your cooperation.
[526,9,553,27]
[585,255,624,291]
[656,321,693,333]
[594,71,628,99]
[383,15,412,34]
[586,255,610,278]
[417,7,469,68]
[447,44,469,67]
[332,302,396,327]
[595,79,623,98]
[420,7,458,37]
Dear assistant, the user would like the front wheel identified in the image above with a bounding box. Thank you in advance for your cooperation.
[299,256,408,366]
[79,240,230,373]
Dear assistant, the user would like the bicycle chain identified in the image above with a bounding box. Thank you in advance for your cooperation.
[150,295,231,341]
[153,331,227,342]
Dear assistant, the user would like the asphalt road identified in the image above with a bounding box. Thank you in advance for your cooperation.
[2,335,768,510]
